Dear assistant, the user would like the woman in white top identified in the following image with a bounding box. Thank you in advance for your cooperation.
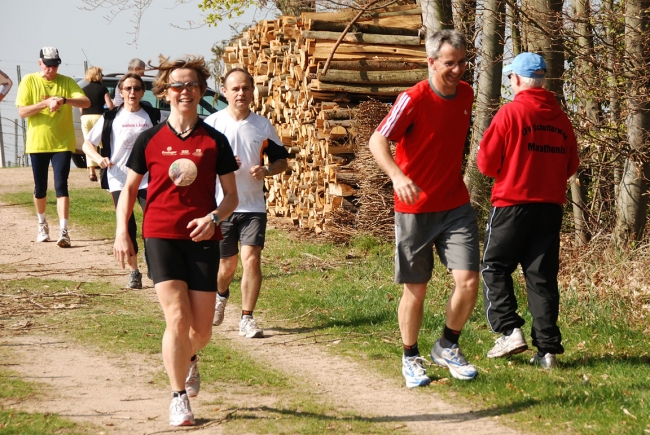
[82,73,160,289]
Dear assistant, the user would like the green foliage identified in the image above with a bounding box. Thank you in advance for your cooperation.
[198,0,259,25]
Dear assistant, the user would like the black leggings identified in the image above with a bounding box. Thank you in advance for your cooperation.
[111,189,147,255]
[30,151,72,198]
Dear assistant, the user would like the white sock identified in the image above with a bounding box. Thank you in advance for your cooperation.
[37,213,46,224]
[60,219,68,231]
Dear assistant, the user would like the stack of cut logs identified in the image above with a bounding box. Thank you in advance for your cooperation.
[221,4,426,237]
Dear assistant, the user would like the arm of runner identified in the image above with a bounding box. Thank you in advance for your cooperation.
[82,140,112,169]
[188,171,238,241]
[368,130,422,205]
[114,169,143,268]
[18,97,56,118]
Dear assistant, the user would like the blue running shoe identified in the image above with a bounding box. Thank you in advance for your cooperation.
[430,340,478,381]
[402,355,431,388]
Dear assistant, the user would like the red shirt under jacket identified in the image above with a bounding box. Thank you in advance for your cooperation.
[477,88,579,207]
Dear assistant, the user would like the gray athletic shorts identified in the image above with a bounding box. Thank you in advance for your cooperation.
[395,203,480,283]
[219,212,267,258]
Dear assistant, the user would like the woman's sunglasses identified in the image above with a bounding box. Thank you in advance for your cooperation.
[122,86,143,92]
[168,81,200,92]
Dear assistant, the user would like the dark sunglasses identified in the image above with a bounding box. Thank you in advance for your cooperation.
[122,86,143,92]
[168,81,200,92]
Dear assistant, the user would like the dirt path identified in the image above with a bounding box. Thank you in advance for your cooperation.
[0,167,523,434]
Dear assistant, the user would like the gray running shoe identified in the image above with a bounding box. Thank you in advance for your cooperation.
[37,222,50,242]
[530,353,557,369]
[487,328,528,358]
[430,340,478,381]
[56,229,71,248]
[239,315,264,338]
[212,293,228,326]
[126,270,143,289]
[169,393,195,426]
[185,356,200,397]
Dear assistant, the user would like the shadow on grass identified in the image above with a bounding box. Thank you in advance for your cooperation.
[232,399,540,424]
[268,312,395,335]
[559,353,650,368]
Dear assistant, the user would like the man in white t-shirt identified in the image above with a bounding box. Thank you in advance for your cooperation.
[204,68,289,338]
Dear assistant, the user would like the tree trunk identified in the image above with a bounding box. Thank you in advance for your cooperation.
[508,3,522,55]
[318,68,428,84]
[522,0,565,101]
[421,0,454,36]
[568,0,597,246]
[302,30,422,46]
[615,0,650,243]
[453,0,477,86]
[465,0,506,209]
[307,20,420,36]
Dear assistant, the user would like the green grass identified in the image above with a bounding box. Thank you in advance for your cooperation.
[253,231,650,435]
[2,184,649,434]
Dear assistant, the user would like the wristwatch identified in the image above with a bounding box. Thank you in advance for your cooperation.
[62,97,67,104]
[210,213,221,226]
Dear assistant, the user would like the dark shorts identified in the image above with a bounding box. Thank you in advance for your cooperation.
[219,212,267,258]
[30,151,72,198]
[395,203,480,284]
[144,238,220,291]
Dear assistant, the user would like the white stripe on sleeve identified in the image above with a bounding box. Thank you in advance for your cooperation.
[377,93,411,138]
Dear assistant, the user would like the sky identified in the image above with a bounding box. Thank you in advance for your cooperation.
[0,0,272,165]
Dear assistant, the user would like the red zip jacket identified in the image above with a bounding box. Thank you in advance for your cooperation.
[477,88,579,206]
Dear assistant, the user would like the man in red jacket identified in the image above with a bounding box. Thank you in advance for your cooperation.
[477,52,579,369]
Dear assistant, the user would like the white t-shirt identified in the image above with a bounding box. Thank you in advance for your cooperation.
[87,107,154,192]
[204,110,286,213]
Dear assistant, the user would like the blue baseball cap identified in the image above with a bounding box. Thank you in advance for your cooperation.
[503,52,546,78]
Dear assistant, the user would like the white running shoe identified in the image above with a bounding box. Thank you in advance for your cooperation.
[487,328,528,358]
[430,340,478,381]
[402,355,431,388]
[212,293,228,326]
[56,229,71,248]
[530,352,557,369]
[239,315,264,338]
[169,393,195,426]
[37,222,50,242]
[185,357,200,398]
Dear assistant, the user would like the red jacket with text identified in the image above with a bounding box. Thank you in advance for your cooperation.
[477,87,579,207]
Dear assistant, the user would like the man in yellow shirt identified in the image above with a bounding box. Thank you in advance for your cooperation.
[16,47,90,247]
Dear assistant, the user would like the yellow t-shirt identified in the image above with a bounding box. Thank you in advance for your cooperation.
[15,73,85,154]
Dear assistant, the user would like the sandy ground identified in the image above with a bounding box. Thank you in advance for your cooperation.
[0,167,523,434]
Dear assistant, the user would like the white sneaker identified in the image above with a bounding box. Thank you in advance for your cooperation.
[37,222,50,242]
[212,293,228,326]
[402,355,431,388]
[185,357,200,398]
[169,393,195,426]
[487,328,528,358]
[239,315,264,338]
[56,229,71,248]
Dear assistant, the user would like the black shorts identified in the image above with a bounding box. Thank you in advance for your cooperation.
[144,238,220,291]
[219,212,267,258]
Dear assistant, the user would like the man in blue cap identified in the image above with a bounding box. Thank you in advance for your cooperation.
[476,52,579,369]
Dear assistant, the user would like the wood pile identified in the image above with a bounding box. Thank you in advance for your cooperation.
[221,4,426,238]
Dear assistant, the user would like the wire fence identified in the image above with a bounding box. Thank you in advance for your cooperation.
[0,114,28,168]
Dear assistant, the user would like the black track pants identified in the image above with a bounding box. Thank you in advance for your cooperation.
[481,203,564,354]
